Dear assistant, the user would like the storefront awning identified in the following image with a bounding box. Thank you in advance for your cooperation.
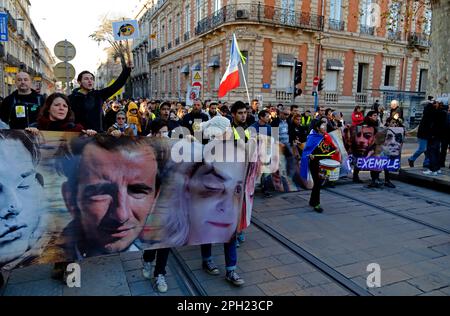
[277,54,295,67]
[207,55,220,68]
[327,59,344,71]
[180,64,190,74]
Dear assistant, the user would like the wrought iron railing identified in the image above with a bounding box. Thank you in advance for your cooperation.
[147,48,160,62]
[408,32,431,48]
[360,24,375,36]
[328,19,345,31]
[195,3,324,36]
[161,46,165,53]
[175,37,180,46]
[387,30,401,41]
[184,32,190,41]
[167,42,172,49]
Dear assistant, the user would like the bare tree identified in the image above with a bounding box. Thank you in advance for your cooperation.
[90,15,132,67]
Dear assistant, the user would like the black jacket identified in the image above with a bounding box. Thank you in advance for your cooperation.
[418,103,447,140]
[181,111,209,135]
[0,90,45,129]
[69,67,131,132]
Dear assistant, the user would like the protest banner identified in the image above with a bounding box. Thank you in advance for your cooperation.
[0,131,249,269]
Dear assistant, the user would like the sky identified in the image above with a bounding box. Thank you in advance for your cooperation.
[30,0,144,75]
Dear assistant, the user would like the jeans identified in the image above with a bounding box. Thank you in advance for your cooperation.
[143,248,170,277]
[201,235,238,271]
[427,138,441,172]
[409,138,430,167]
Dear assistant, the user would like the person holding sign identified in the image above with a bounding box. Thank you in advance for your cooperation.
[0,72,45,129]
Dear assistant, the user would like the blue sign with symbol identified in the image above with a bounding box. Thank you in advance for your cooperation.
[263,83,270,89]
[0,12,8,42]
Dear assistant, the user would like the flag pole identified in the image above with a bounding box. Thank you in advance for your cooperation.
[239,62,252,107]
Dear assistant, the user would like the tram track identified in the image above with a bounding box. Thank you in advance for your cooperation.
[324,187,450,235]
[250,216,372,296]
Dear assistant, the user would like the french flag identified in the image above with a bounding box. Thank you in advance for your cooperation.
[218,34,245,98]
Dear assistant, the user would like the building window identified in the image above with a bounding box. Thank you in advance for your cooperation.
[238,51,249,88]
[214,0,222,13]
[168,68,173,95]
[185,4,191,35]
[357,63,369,93]
[418,69,428,92]
[388,2,401,33]
[276,66,293,90]
[281,0,296,25]
[162,70,166,93]
[177,66,181,95]
[423,9,432,35]
[384,66,396,87]
[325,71,338,91]
[168,17,172,47]
[213,68,221,90]
[176,14,181,40]
[329,0,342,21]
[196,0,204,24]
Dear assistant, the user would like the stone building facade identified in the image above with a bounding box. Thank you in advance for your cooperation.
[0,0,55,97]
[131,0,431,119]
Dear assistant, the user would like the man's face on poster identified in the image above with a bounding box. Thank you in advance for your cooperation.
[382,128,402,157]
[63,143,158,254]
[354,126,375,155]
[186,162,245,244]
[0,140,43,265]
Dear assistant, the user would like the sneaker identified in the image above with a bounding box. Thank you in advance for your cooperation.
[353,177,363,184]
[154,274,168,293]
[263,192,273,198]
[226,271,245,287]
[423,170,438,176]
[202,261,220,276]
[313,205,324,213]
[437,170,442,175]
[142,261,154,280]
[408,160,414,168]
[384,181,396,188]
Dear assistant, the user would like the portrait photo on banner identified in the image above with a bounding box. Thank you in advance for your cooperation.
[344,126,405,172]
[0,131,250,269]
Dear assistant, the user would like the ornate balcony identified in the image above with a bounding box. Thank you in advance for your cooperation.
[329,19,345,31]
[195,3,324,36]
[408,32,431,48]
[360,24,375,36]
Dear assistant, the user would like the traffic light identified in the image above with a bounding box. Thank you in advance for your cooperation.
[294,61,303,86]
[318,79,324,92]
[294,88,303,98]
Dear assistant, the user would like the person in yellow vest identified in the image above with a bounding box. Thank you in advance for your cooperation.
[301,110,313,130]
[231,101,250,141]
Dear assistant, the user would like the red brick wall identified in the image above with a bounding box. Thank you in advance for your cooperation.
[301,0,311,13]
[299,44,308,91]
[372,53,383,97]
[410,58,419,91]
[377,0,389,37]
[347,0,359,33]
[262,38,273,93]
[343,50,355,96]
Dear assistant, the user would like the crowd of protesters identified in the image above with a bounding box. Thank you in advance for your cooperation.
[1,60,449,292]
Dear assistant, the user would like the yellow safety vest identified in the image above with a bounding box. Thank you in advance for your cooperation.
[233,127,250,141]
